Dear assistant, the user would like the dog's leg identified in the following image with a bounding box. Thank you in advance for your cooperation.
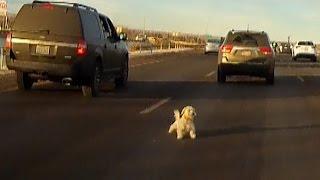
[190,124,196,139]
[177,129,184,140]
[168,122,177,134]
[190,130,196,139]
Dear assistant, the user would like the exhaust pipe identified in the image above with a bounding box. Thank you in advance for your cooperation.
[62,78,72,86]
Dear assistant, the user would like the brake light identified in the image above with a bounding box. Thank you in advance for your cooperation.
[259,47,273,56]
[220,44,233,53]
[40,3,54,10]
[5,32,12,49]
[76,40,87,57]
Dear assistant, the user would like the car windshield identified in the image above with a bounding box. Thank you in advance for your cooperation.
[207,39,220,44]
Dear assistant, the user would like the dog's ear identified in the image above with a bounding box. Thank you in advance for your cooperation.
[181,107,187,116]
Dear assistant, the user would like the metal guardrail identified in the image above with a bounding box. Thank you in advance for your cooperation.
[0,48,7,70]
[0,36,7,70]
[127,40,202,54]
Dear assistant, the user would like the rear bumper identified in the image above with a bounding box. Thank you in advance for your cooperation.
[205,46,219,53]
[293,53,316,58]
[6,56,94,84]
[220,63,273,77]
[6,57,72,76]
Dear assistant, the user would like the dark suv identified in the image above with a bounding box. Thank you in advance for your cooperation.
[217,30,275,84]
[5,1,129,97]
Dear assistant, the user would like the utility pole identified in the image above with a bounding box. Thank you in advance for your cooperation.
[205,18,209,36]
[288,36,291,44]
[143,16,146,36]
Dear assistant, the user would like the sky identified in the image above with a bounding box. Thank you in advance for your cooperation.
[7,0,320,42]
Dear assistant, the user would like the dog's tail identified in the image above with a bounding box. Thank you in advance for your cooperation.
[174,110,180,121]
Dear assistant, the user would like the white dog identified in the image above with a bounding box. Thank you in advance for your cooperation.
[168,106,197,140]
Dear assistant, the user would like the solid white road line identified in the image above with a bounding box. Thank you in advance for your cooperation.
[205,71,216,77]
[297,76,305,82]
[140,98,171,114]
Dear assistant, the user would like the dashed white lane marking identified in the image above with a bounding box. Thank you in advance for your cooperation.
[297,76,305,82]
[205,71,216,77]
[140,98,171,114]
[130,60,162,68]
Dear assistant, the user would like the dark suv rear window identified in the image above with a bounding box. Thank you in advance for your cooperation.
[225,32,270,46]
[13,4,82,37]
[298,41,314,46]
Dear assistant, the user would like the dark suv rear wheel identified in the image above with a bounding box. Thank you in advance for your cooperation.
[115,57,128,88]
[266,72,275,85]
[16,71,34,90]
[82,64,102,97]
[217,66,226,83]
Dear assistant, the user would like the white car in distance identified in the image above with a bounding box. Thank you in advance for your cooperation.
[292,41,317,62]
[205,39,221,54]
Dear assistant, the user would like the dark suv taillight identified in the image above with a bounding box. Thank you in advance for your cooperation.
[76,40,87,57]
[5,32,12,49]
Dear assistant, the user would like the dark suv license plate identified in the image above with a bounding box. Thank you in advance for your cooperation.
[36,45,50,55]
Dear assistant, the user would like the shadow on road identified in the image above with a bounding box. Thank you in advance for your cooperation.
[6,75,320,101]
[198,124,320,139]
[109,76,320,100]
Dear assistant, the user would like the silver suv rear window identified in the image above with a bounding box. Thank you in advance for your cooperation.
[226,32,270,46]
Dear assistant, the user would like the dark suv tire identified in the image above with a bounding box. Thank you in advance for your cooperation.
[217,66,226,83]
[16,71,33,90]
[312,56,317,62]
[115,57,128,88]
[82,64,102,97]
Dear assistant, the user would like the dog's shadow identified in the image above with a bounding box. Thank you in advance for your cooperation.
[197,124,320,139]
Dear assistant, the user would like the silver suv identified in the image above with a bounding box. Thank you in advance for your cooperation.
[217,30,275,84]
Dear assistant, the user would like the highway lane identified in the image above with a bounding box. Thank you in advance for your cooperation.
[1,51,320,179]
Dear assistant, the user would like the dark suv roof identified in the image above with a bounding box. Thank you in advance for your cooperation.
[32,1,97,12]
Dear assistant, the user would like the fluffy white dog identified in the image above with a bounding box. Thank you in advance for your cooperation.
[168,106,197,140]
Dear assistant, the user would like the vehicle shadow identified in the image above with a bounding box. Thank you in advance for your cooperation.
[22,75,320,100]
[197,124,320,139]
[110,75,320,100]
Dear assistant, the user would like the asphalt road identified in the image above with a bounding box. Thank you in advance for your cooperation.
[1,51,320,180]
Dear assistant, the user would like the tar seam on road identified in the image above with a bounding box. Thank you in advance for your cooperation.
[297,76,305,82]
[140,97,171,114]
[206,71,216,77]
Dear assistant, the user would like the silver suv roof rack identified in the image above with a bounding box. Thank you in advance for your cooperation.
[32,1,98,13]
